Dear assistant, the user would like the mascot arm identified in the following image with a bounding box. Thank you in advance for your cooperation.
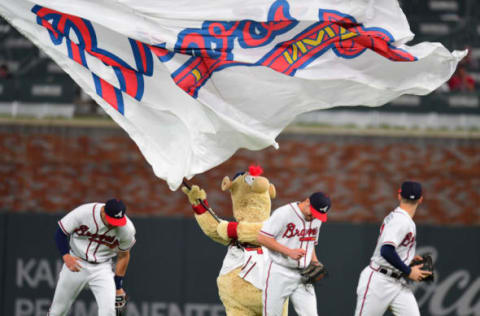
[182,185,230,246]
[217,221,263,245]
[194,213,230,246]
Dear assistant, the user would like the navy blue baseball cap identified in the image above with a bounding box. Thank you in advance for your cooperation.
[309,192,331,222]
[400,181,422,200]
[104,199,127,226]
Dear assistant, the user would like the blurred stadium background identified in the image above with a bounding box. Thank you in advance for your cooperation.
[0,0,479,315]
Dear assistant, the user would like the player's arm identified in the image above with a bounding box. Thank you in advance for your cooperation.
[56,205,92,272]
[114,250,131,294]
[54,227,81,272]
[311,248,319,264]
[257,233,305,260]
[380,245,431,281]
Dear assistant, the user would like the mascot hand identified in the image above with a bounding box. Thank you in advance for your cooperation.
[182,185,207,206]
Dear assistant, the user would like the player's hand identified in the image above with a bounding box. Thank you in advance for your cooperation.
[408,264,432,282]
[288,248,306,260]
[63,254,82,272]
[116,288,125,296]
[413,255,423,261]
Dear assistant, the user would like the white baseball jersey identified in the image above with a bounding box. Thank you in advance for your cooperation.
[354,207,420,316]
[370,207,416,271]
[260,202,321,269]
[58,203,136,263]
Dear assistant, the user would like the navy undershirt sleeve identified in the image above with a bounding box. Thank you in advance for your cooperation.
[380,244,411,276]
[55,227,70,256]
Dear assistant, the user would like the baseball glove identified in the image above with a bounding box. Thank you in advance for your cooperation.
[115,293,128,316]
[409,254,434,282]
[301,261,328,284]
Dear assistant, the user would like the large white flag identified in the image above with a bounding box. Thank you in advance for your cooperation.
[0,0,465,189]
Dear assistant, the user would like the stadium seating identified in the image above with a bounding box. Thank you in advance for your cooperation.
[0,17,76,108]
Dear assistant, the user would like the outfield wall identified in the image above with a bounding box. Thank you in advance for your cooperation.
[1,122,479,225]
[0,213,478,316]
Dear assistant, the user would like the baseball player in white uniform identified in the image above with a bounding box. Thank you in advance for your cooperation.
[49,199,136,316]
[258,192,331,316]
[354,181,432,316]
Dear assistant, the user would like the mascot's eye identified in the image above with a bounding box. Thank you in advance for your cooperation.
[245,175,255,185]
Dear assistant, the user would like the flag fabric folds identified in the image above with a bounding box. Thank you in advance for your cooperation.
[0,0,465,190]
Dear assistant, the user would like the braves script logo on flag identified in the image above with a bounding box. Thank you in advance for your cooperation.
[32,0,416,109]
[174,5,417,97]
[32,5,173,115]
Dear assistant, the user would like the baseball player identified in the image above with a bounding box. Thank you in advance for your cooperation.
[49,199,136,316]
[354,181,432,316]
[257,192,331,316]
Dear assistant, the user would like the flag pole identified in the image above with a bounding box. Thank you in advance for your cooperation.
[182,179,222,223]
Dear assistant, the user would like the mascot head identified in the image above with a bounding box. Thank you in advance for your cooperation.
[221,165,276,222]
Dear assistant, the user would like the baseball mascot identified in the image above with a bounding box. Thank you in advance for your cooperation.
[182,165,288,316]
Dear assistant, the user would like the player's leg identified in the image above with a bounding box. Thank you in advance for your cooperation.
[262,261,295,316]
[48,264,88,316]
[88,263,116,316]
[290,283,318,316]
[354,268,392,316]
[389,286,420,316]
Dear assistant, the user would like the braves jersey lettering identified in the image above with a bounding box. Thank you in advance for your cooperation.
[400,232,415,247]
[261,203,321,269]
[73,225,120,249]
[262,201,323,316]
[59,203,136,263]
[282,223,318,239]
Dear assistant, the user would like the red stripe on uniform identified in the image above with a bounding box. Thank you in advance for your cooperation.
[264,261,273,316]
[290,204,305,224]
[359,270,375,316]
[93,227,113,263]
[289,204,305,268]
[242,262,256,279]
[368,263,380,272]
[303,221,313,268]
[245,247,263,254]
[403,240,415,262]
[58,221,69,235]
[85,204,98,262]
[260,230,274,237]
[241,256,252,270]
[119,239,136,252]
[300,237,316,241]
[383,241,397,247]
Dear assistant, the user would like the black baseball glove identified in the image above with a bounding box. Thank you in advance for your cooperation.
[409,254,434,282]
[115,293,128,316]
[301,261,328,284]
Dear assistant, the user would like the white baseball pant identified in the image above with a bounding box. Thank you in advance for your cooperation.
[354,266,420,316]
[263,260,318,316]
[48,260,116,316]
